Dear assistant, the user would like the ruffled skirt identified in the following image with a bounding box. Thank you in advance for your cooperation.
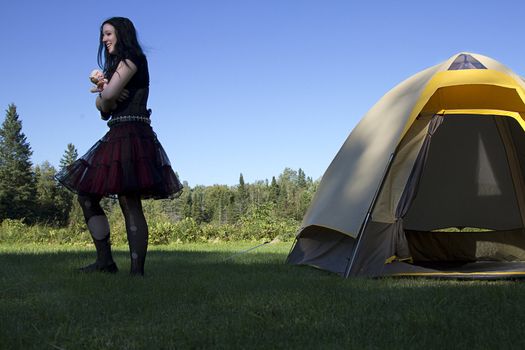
[56,122,183,199]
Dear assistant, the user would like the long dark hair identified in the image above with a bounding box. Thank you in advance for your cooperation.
[97,17,145,78]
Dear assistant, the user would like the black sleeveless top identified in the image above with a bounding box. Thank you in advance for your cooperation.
[108,54,150,119]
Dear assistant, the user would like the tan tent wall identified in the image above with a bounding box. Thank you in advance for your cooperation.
[372,113,434,223]
[472,53,525,90]
[286,226,355,275]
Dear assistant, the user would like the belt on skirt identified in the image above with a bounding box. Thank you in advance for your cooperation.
[107,115,151,127]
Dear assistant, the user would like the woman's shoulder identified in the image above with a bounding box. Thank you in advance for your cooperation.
[124,53,149,87]
[126,53,147,67]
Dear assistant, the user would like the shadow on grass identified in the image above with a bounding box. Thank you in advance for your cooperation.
[2,245,525,349]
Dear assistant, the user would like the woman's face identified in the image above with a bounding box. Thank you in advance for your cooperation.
[102,23,117,55]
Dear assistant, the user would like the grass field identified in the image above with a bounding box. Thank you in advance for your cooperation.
[1,242,525,349]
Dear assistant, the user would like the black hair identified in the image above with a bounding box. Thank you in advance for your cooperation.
[97,17,145,79]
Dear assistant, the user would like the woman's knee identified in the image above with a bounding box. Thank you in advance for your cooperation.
[118,194,142,212]
[78,195,104,216]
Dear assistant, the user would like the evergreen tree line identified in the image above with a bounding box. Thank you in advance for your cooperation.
[0,104,78,225]
[0,104,319,233]
[175,168,318,226]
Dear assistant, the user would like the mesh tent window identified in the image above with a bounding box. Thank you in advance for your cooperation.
[448,54,487,70]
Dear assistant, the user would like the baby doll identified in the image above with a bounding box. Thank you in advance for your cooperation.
[89,69,108,93]
[90,69,111,120]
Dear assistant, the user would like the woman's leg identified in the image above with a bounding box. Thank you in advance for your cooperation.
[77,194,117,272]
[118,194,148,276]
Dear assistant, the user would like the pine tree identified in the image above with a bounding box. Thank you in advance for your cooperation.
[298,168,307,188]
[190,187,207,223]
[180,181,193,218]
[277,182,289,217]
[269,176,280,203]
[226,191,236,224]
[59,143,78,171]
[237,173,249,217]
[56,143,79,225]
[238,173,247,197]
[0,104,37,222]
[34,161,60,224]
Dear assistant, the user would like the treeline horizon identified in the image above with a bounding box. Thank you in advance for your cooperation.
[0,104,319,241]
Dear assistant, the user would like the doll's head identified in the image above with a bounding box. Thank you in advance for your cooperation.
[89,69,105,84]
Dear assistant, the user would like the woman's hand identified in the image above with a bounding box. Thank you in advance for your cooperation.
[96,89,129,114]
[96,59,137,113]
[118,89,130,102]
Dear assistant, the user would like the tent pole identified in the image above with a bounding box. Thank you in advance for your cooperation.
[344,152,396,278]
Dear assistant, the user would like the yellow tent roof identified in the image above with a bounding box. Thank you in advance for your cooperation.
[401,69,525,140]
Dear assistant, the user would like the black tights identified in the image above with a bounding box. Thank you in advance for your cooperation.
[78,194,148,275]
[118,194,148,276]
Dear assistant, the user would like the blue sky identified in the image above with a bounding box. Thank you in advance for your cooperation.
[1,0,524,186]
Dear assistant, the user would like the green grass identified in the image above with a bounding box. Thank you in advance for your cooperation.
[1,242,525,349]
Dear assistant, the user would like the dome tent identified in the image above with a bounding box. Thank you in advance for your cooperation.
[287,53,525,279]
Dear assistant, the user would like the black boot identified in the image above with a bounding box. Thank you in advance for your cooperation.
[79,236,118,273]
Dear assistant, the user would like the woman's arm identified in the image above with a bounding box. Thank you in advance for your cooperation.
[96,59,137,113]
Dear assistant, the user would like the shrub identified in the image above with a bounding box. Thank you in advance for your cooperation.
[0,219,28,242]
[0,219,92,244]
[149,221,176,245]
[200,223,236,242]
[1,206,299,245]
[171,217,202,243]
[236,203,299,241]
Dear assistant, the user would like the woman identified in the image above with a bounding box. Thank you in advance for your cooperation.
[57,17,183,276]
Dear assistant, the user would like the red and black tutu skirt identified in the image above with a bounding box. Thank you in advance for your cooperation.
[57,122,183,199]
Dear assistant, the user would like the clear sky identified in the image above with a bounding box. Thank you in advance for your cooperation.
[1,0,524,186]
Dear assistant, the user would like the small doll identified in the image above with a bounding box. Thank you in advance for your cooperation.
[89,69,108,93]
[90,69,111,120]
